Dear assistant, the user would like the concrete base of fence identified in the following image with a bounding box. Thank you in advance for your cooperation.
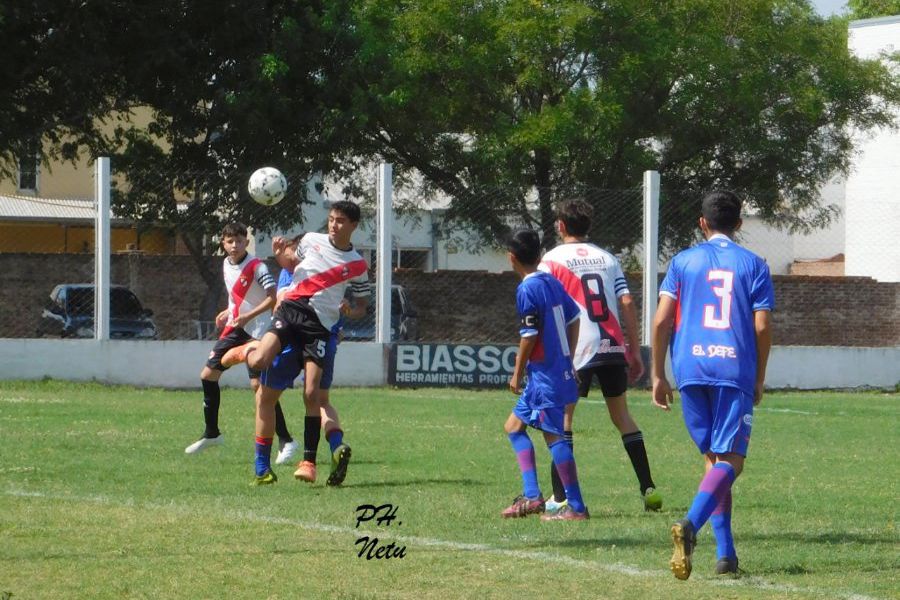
[0,339,896,390]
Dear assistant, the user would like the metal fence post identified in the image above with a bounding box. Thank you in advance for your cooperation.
[95,157,111,341]
[642,170,660,347]
[376,163,393,344]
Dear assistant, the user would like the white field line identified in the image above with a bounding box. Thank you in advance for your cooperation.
[3,488,884,600]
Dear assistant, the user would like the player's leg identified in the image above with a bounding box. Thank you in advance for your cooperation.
[186,335,235,453]
[549,369,591,511]
[252,383,281,485]
[246,331,283,372]
[294,356,325,483]
[540,406,588,521]
[600,365,661,510]
[258,343,303,466]
[669,385,714,580]
[319,334,351,486]
[501,406,545,518]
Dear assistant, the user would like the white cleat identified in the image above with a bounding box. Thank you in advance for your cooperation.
[184,435,224,454]
[275,440,300,465]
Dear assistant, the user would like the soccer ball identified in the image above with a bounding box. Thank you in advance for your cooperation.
[248,167,287,206]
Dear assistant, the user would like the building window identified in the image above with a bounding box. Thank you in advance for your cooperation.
[17,140,39,194]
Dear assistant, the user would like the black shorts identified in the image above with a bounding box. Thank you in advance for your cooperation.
[268,299,331,367]
[207,328,260,379]
[577,364,628,399]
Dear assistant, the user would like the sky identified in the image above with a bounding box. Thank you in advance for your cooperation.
[812,0,849,16]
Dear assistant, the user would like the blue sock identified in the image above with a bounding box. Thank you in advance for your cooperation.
[255,436,272,477]
[686,462,736,531]
[508,431,540,499]
[549,440,585,513]
[326,429,344,453]
[710,490,736,559]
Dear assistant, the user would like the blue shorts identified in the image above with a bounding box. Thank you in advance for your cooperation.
[260,344,302,391]
[512,387,572,437]
[679,385,754,457]
[265,332,339,391]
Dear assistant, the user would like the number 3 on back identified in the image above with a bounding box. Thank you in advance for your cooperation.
[703,270,733,329]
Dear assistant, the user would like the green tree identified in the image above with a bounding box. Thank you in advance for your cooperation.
[0,1,129,179]
[848,0,900,18]
[104,0,360,320]
[343,0,900,252]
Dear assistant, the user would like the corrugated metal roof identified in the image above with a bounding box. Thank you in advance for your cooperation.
[0,194,98,221]
[0,194,187,222]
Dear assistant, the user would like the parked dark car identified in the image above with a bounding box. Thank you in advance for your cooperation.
[36,284,158,339]
[342,285,418,341]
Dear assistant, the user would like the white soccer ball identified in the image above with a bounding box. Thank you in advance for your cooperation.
[248,167,287,206]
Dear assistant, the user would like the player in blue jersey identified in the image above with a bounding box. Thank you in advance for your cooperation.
[502,229,588,521]
[651,191,774,579]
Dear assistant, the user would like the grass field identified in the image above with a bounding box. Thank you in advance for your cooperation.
[0,380,897,599]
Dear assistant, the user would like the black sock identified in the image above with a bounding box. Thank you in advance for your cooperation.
[622,430,655,493]
[274,401,292,442]
[201,379,220,438]
[303,416,322,463]
[550,431,574,501]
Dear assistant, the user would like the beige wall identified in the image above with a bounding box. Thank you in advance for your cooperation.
[0,107,157,199]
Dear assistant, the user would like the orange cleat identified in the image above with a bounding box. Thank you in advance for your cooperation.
[221,341,258,368]
[294,460,317,483]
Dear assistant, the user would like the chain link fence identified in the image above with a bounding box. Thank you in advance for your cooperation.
[3,163,897,347]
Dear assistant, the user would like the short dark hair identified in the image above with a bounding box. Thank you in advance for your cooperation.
[701,191,742,233]
[330,200,361,223]
[505,228,542,266]
[221,222,248,238]
[556,199,593,237]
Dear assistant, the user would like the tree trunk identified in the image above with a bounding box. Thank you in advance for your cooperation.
[534,148,556,250]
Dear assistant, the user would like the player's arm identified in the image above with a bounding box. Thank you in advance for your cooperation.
[233,286,276,327]
[753,309,772,406]
[618,293,645,383]
[650,295,676,411]
[510,333,538,395]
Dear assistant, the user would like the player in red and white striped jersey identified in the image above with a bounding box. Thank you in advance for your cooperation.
[185,222,296,459]
[539,199,662,512]
[246,201,370,484]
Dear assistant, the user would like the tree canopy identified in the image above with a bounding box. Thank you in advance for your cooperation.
[848,0,900,18]
[3,0,898,264]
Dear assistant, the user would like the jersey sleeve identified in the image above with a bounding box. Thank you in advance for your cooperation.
[516,285,540,338]
[750,259,775,312]
[612,259,630,298]
[659,256,681,300]
[254,262,276,290]
[349,265,371,298]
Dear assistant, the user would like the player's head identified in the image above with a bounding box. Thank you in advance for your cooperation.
[505,228,542,273]
[328,201,360,248]
[700,191,742,237]
[272,233,304,268]
[220,222,249,260]
[556,199,593,239]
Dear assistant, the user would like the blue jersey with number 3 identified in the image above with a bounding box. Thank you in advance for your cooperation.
[659,234,775,395]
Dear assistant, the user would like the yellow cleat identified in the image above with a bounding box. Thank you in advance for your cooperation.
[670,519,696,580]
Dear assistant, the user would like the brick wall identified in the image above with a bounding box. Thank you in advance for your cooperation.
[5,253,899,346]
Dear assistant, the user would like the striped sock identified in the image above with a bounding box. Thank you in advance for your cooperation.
[549,430,573,502]
[254,436,273,477]
[686,462,736,531]
[710,489,736,559]
[508,431,540,499]
[326,428,344,453]
[549,440,585,513]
